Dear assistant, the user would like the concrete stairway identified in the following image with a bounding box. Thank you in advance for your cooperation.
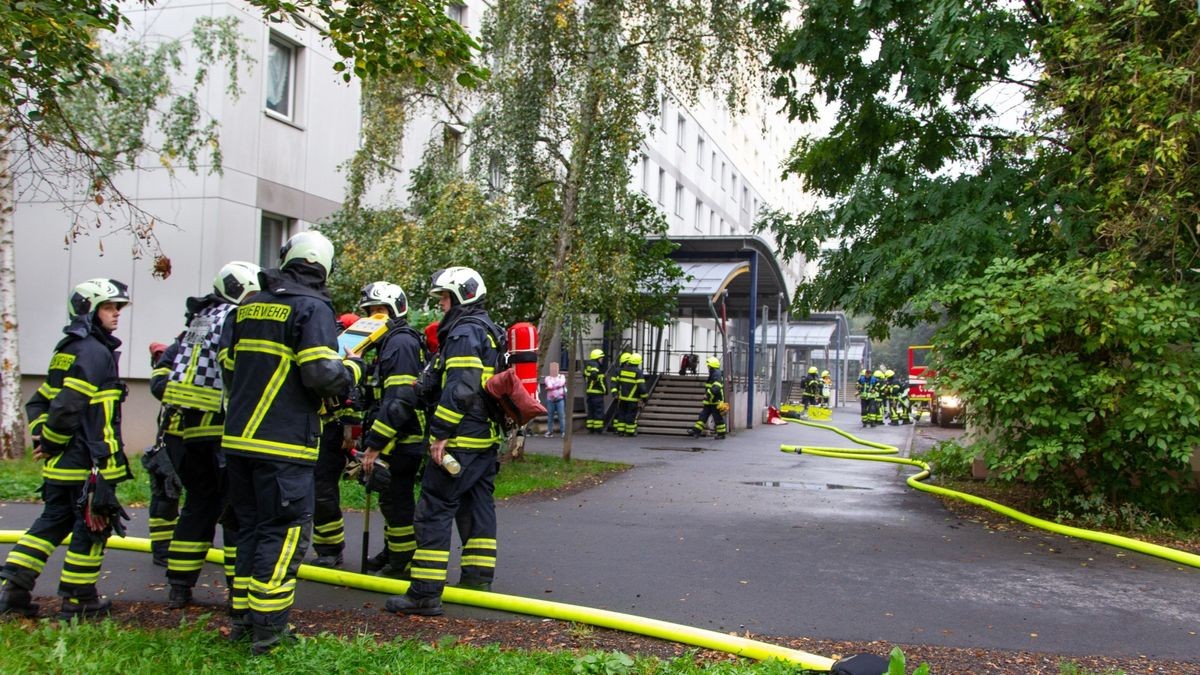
[637,374,706,436]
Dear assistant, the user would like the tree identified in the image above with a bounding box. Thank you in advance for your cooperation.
[0,0,485,458]
[757,0,1200,516]
[471,0,772,362]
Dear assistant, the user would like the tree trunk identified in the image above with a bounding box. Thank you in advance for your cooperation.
[0,127,26,460]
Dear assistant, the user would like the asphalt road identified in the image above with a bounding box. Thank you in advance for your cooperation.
[2,408,1197,661]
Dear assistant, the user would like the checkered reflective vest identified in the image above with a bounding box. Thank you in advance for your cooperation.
[163,301,235,412]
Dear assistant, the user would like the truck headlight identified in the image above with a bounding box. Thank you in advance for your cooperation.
[939,395,961,408]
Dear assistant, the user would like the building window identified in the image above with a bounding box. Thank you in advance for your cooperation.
[674,183,684,216]
[720,162,726,191]
[259,213,291,268]
[640,154,650,193]
[710,152,718,179]
[443,125,463,166]
[709,210,717,235]
[676,114,687,148]
[696,136,705,167]
[660,95,669,132]
[742,186,750,212]
[719,217,725,235]
[448,2,467,25]
[694,199,703,231]
[731,173,738,197]
[266,34,297,119]
[657,168,665,204]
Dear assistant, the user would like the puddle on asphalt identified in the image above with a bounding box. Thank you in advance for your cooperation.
[642,446,711,453]
[744,481,872,491]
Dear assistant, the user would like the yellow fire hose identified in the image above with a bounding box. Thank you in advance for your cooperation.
[0,530,835,670]
[780,417,1200,570]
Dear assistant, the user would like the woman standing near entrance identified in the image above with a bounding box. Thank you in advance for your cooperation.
[542,362,567,437]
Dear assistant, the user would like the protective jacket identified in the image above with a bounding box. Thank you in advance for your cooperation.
[427,307,505,451]
[361,319,427,457]
[615,366,647,402]
[802,373,822,398]
[219,265,359,464]
[703,368,725,405]
[26,314,131,485]
[152,295,235,441]
[583,358,607,395]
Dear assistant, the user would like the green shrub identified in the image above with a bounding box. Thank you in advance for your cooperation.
[924,252,1200,518]
[912,440,974,480]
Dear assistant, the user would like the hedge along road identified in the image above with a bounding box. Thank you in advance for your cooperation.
[0,408,1197,661]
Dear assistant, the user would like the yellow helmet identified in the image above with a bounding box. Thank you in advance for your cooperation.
[808,366,818,374]
[860,369,868,376]
[629,353,643,366]
[885,369,895,378]
[821,370,829,378]
[873,370,883,378]
[589,348,604,360]
[619,352,631,365]
[706,356,720,370]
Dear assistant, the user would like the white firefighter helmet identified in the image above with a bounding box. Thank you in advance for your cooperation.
[429,266,486,306]
[279,230,335,278]
[214,261,262,305]
[68,278,130,318]
[359,281,408,318]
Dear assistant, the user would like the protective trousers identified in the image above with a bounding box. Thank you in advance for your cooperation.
[312,421,347,559]
[614,400,640,435]
[382,451,423,573]
[148,434,186,563]
[226,455,312,632]
[585,394,605,432]
[0,483,111,600]
[167,439,238,590]
[408,448,498,599]
[693,404,726,436]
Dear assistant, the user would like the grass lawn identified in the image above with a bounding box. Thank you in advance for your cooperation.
[0,450,627,511]
[0,618,799,675]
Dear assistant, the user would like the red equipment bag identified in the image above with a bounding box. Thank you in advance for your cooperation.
[485,368,546,426]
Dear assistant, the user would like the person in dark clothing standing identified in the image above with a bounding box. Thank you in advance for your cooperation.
[583,348,607,434]
[150,261,261,609]
[356,281,427,579]
[386,266,503,616]
[688,356,727,439]
[613,353,647,436]
[219,231,359,654]
[0,279,132,620]
[801,366,822,414]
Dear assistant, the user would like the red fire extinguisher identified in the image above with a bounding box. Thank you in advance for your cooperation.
[507,322,539,399]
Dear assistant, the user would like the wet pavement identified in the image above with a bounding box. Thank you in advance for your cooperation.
[2,408,1198,660]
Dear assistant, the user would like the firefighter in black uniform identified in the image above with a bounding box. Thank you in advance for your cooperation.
[219,231,360,654]
[688,356,727,439]
[613,353,647,436]
[0,279,133,620]
[583,348,607,433]
[357,281,427,579]
[309,334,364,568]
[386,266,503,616]
[149,261,261,609]
[145,352,185,567]
[801,366,822,414]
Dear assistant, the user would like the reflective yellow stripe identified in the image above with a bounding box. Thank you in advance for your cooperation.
[181,424,223,440]
[219,347,233,370]
[7,552,45,571]
[413,550,450,562]
[384,374,416,387]
[237,339,294,359]
[296,345,340,365]
[163,381,223,412]
[62,377,98,397]
[222,435,318,462]
[370,420,397,439]
[410,569,447,581]
[41,426,72,445]
[17,534,56,555]
[445,356,483,369]
[151,367,171,378]
[460,556,496,567]
[465,538,497,548]
[448,435,500,449]
[28,414,48,436]
[270,527,301,587]
[243,354,291,439]
[168,541,211,552]
[37,383,60,399]
[434,406,463,425]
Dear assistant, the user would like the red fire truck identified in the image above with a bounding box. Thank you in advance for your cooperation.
[908,345,964,427]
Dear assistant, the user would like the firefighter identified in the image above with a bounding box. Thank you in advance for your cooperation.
[856,369,870,424]
[145,347,185,568]
[613,352,648,436]
[884,369,900,425]
[688,356,727,439]
[356,281,427,580]
[801,366,821,413]
[219,231,360,654]
[583,348,607,434]
[0,279,133,620]
[864,370,885,427]
[820,370,832,407]
[150,261,260,610]
[386,266,504,616]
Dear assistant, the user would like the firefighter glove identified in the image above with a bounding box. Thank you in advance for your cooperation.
[141,445,182,500]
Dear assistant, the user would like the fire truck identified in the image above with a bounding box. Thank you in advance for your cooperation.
[908,345,964,427]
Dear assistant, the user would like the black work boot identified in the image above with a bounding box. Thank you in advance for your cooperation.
[457,576,491,592]
[251,623,298,656]
[228,611,252,643]
[0,580,38,618]
[375,554,411,580]
[308,553,343,569]
[167,585,192,610]
[363,548,389,573]
[383,593,443,616]
[59,595,112,621]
